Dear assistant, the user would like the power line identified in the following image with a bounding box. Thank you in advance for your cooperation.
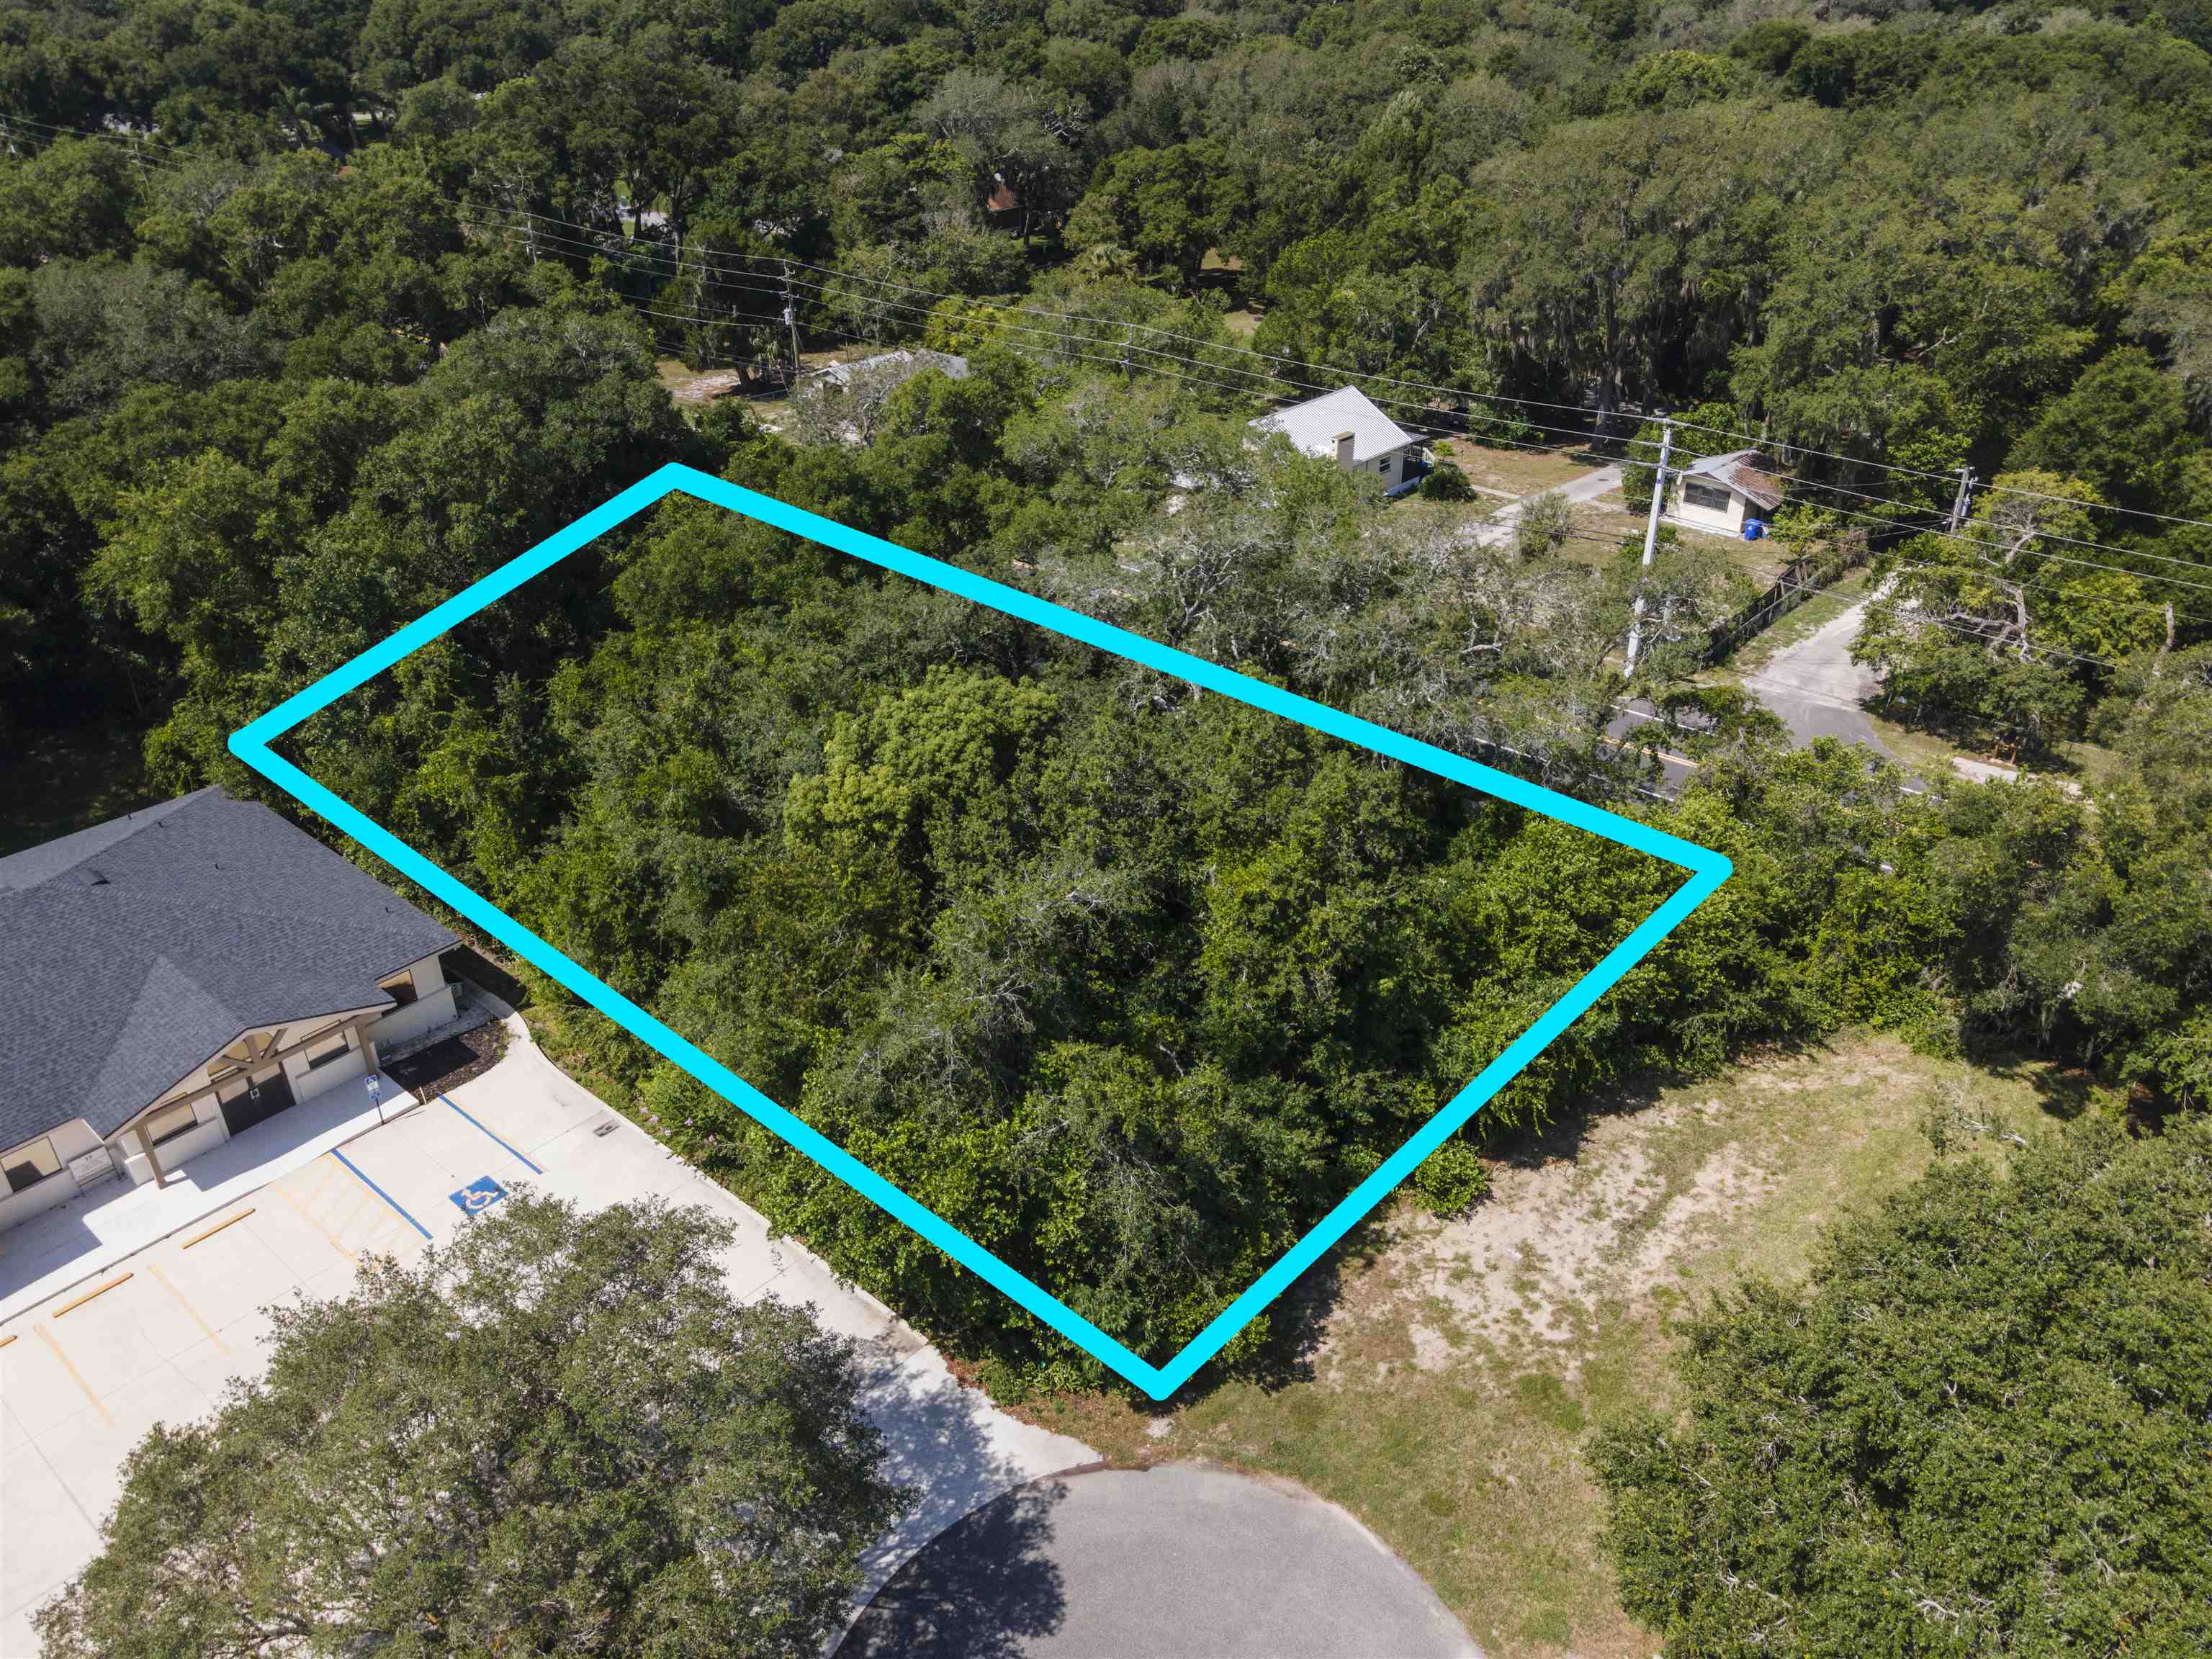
[9,120,2206,616]
[459,200,2212,543]
[464,206,2212,590]
[17,111,2212,541]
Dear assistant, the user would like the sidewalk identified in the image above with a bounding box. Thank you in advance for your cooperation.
[0,1015,1094,1651]
[0,1074,412,1326]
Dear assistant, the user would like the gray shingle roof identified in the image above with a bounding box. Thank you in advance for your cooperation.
[0,788,457,1151]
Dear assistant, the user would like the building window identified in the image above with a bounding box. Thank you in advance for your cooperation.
[145,1102,199,1148]
[304,1032,351,1070]
[379,971,418,1008]
[1683,480,1733,513]
[4,1135,61,1195]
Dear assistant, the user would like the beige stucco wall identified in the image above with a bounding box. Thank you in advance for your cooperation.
[0,1119,107,1227]
[369,953,457,1048]
[1671,480,1747,534]
[286,1029,369,1103]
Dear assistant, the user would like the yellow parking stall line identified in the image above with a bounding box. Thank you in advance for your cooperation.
[320,1179,383,1244]
[33,1325,110,1426]
[145,1262,225,1353]
[53,1274,132,1318]
[271,1165,359,1264]
[295,1159,343,1209]
[181,1208,256,1249]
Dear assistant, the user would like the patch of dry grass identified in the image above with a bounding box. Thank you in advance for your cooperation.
[1444,443,1602,500]
[1020,1034,2083,1658]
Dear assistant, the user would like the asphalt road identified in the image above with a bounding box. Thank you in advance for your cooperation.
[1733,599,1894,755]
[840,1463,1483,1659]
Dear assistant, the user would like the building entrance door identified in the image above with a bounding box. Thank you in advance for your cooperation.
[219,1067,297,1136]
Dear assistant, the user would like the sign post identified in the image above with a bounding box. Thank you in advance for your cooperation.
[366,1070,384,1125]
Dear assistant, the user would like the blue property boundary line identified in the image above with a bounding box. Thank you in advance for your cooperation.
[231,462,1731,1399]
[331,1147,434,1242]
[440,1092,545,1175]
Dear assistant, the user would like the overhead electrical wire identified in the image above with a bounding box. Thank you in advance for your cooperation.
[13,112,2212,539]
[9,116,2210,620]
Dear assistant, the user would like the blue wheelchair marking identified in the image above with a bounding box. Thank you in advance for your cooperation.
[449,1176,508,1216]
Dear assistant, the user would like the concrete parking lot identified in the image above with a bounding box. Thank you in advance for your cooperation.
[0,1023,1090,1655]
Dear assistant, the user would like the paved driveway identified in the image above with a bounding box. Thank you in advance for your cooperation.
[1466,462,1622,549]
[842,1463,1481,1658]
[0,1023,1090,1653]
[1734,599,1894,755]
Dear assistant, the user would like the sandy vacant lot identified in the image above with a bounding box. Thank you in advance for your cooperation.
[1029,1033,2079,1658]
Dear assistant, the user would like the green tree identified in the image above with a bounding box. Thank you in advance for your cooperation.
[1065,142,1235,289]
[36,1195,912,1659]
[2008,348,2202,516]
[1596,1113,2212,1658]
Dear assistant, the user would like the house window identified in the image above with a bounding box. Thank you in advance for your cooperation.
[379,971,418,1008]
[1377,458,1390,474]
[145,1102,199,1148]
[4,1135,61,1195]
[304,1032,351,1070]
[1683,480,1733,513]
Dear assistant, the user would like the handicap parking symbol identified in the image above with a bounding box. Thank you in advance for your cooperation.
[449,1175,507,1217]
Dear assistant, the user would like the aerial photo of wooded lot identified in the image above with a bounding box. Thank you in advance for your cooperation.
[1,0,2210,1650]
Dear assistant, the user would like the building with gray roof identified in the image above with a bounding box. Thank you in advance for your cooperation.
[1251,385,1425,495]
[0,788,458,1230]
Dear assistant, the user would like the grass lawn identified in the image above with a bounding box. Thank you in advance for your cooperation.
[1018,1033,2088,1659]
[0,722,162,857]
[1442,442,1602,500]
[1722,566,1874,675]
[1581,487,1780,583]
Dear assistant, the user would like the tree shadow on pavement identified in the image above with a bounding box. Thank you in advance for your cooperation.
[839,1476,1068,1658]
[835,1336,1077,1658]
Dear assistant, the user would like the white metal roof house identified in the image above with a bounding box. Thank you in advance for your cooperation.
[1669,449,1785,535]
[0,788,459,1233]
[1251,386,1424,494]
[817,349,969,390]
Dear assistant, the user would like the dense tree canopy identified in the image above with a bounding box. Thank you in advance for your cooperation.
[1,0,2208,1395]
[1595,1113,2212,1657]
[36,1197,912,1659]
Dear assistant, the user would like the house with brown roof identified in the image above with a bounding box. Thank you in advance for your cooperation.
[1669,449,1785,536]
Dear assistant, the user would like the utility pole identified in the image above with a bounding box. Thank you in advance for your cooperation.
[779,260,799,386]
[1947,466,1976,534]
[1622,420,1674,677]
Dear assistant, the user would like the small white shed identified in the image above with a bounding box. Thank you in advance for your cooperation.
[1670,449,1785,535]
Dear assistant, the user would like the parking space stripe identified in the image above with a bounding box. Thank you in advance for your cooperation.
[145,1262,225,1352]
[53,1274,132,1318]
[331,1148,433,1241]
[33,1326,110,1425]
[181,1208,255,1249]
[440,1093,544,1174]
[271,1170,359,1263]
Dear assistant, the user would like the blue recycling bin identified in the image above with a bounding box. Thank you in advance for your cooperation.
[1743,518,1767,541]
